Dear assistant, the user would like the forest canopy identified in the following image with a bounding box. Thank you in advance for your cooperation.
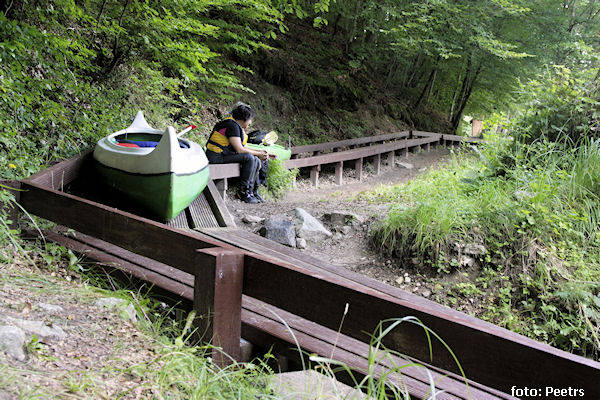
[1,0,599,177]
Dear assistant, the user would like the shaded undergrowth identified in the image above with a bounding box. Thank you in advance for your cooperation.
[366,134,600,358]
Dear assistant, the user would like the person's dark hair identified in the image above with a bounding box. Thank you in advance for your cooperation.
[231,104,255,122]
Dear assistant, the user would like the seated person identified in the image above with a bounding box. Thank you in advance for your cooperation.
[205,104,268,203]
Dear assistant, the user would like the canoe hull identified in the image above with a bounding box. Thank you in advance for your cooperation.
[95,163,210,221]
[93,112,210,221]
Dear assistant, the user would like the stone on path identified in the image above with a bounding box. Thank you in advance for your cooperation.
[323,211,363,227]
[38,303,64,314]
[297,237,307,249]
[295,208,332,241]
[397,162,414,169]
[242,214,264,225]
[0,326,26,361]
[263,216,297,248]
[4,317,66,342]
[271,370,365,399]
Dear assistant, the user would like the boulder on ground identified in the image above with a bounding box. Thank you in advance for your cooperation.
[0,326,26,361]
[294,208,331,241]
[263,216,297,247]
[323,211,363,226]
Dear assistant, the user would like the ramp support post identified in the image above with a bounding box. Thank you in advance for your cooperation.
[194,247,244,367]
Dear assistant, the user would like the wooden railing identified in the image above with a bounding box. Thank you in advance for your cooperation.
[209,130,479,196]
[3,146,600,398]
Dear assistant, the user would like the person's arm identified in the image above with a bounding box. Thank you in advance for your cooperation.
[229,136,269,161]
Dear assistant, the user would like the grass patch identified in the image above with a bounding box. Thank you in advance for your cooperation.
[365,138,600,358]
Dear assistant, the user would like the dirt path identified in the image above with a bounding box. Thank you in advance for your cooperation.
[226,147,454,297]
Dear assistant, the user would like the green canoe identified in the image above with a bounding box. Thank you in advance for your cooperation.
[93,111,209,221]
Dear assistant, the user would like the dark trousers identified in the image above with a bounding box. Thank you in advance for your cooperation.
[206,151,260,188]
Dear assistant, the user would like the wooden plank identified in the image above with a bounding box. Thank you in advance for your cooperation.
[442,133,483,143]
[18,181,230,275]
[25,149,93,190]
[202,180,235,227]
[33,228,194,298]
[291,132,409,155]
[285,137,437,169]
[166,209,190,229]
[240,253,600,395]
[195,248,244,366]
[334,162,343,185]
[243,296,510,400]
[412,131,442,140]
[209,163,240,180]
[187,191,220,229]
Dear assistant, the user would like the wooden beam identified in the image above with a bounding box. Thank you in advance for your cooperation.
[334,162,343,185]
[25,149,93,190]
[18,181,229,275]
[374,153,381,175]
[240,253,600,395]
[285,137,436,169]
[203,180,235,227]
[310,165,320,187]
[209,163,240,180]
[0,180,21,231]
[195,247,244,367]
[355,158,363,181]
[291,131,410,156]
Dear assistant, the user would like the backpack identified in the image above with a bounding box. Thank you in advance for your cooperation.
[248,130,267,144]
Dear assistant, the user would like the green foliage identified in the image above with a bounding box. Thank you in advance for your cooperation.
[0,1,287,178]
[367,131,600,357]
[510,65,600,145]
[265,158,297,199]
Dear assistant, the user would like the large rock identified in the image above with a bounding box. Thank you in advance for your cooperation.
[294,208,331,241]
[323,211,363,227]
[271,370,365,400]
[263,216,297,247]
[463,243,487,256]
[4,317,66,342]
[0,326,26,361]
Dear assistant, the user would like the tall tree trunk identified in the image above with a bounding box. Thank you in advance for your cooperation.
[449,65,465,122]
[404,54,425,88]
[424,68,437,105]
[449,57,481,132]
[412,63,438,110]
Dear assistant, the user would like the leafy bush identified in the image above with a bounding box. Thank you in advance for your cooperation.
[367,138,600,357]
[265,158,297,199]
[511,65,599,145]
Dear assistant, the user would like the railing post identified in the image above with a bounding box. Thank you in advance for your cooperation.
[0,180,21,232]
[310,165,320,188]
[374,153,381,175]
[194,247,244,367]
[334,162,343,185]
[214,179,228,200]
[387,151,395,167]
[355,158,363,181]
